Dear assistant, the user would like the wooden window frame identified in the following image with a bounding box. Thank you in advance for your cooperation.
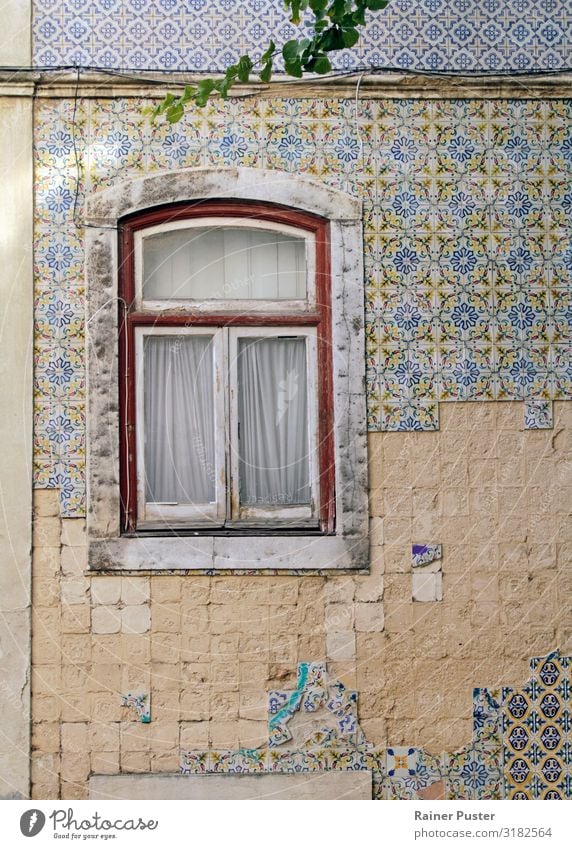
[119,200,335,536]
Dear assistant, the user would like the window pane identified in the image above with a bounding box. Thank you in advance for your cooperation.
[237,337,310,506]
[143,227,306,300]
[144,335,215,505]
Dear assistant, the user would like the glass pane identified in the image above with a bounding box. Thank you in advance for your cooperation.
[144,335,216,505]
[237,337,310,506]
[143,227,307,301]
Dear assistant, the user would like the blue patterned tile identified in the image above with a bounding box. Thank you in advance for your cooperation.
[496,343,551,399]
[33,94,572,491]
[35,0,572,74]
[438,344,496,401]
[439,290,493,343]
[381,401,440,432]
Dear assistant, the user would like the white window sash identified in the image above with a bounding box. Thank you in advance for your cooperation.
[135,326,226,528]
[134,217,316,313]
[227,326,320,526]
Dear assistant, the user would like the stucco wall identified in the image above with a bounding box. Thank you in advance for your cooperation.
[31,401,572,798]
[0,92,34,799]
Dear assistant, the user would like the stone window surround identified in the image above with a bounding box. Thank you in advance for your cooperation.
[85,167,368,572]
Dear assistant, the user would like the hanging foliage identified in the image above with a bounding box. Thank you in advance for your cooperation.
[150,1,390,122]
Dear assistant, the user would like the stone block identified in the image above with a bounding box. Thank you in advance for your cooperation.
[412,573,443,602]
[61,604,91,634]
[355,602,385,632]
[92,606,121,635]
[355,576,384,602]
[180,721,209,749]
[33,517,61,549]
[60,519,86,548]
[61,752,90,783]
[150,576,181,603]
[61,722,88,753]
[60,546,88,576]
[61,577,90,605]
[34,547,60,577]
[33,489,60,518]
[91,752,120,775]
[150,603,180,633]
[91,577,121,606]
[210,720,239,749]
[324,602,354,631]
[326,631,356,661]
[238,719,267,749]
[120,577,150,605]
[121,605,151,634]
[323,578,355,604]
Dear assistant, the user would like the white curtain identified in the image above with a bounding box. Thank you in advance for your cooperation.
[237,337,310,506]
[143,227,306,301]
[144,335,215,504]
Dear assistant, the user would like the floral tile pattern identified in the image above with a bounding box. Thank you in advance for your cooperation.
[503,650,572,799]
[121,692,151,723]
[178,656,572,799]
[412,544,442,568]
[33,96,572,514]
[33,0,572,73]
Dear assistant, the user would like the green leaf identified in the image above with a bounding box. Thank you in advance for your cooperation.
[259,58,274,83]
[237,55,253,83]
[342,26,360,47]
[282,39,301,61]
[284,57,304,77]
[327,0,349,23]
[309,0,328,10]
[214,78,232,99]
[320,26,345,51]
[166,103,184,124]
[197,79,216,98]
[307,54,332,74]
[260,39,276,63]
[287,0,305,24]
[366,0,389,9]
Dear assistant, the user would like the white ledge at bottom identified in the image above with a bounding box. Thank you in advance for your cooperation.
[88,535,369,572]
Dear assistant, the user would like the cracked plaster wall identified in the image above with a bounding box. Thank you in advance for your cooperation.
[30,401,572,799]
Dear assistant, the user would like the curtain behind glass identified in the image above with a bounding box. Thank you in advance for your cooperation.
[143,227,306,300]
[144,335,215,504]
[237,337,310,506]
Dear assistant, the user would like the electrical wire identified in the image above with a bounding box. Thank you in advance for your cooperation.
[2,62,572,85]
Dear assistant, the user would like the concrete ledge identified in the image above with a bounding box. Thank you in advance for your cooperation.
[90,770,372,800]
[89,535,369,572]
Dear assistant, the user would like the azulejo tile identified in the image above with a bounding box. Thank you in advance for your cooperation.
[380,401,440,432]
[210,749,268,773]
[438,344,496,401]
[524,399,554,430]
[439,290,493,343]
[503,650,572,799]
[412,543,442,569]
[387,746,417,777]
[445,744,503,800]
[33,95,572,489]
[121,692,151,723]
[33,0,572,72]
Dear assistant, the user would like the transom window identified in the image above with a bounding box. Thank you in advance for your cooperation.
[119,201,334,534]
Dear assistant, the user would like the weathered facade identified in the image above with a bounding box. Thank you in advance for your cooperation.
[1,0,572,800]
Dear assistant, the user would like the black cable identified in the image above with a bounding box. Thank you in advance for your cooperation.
[2,62,572,84]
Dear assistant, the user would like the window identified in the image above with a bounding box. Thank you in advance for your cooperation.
[119,204,334,534]
[86,168,368,571]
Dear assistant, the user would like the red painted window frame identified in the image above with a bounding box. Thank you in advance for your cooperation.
[118,200,335,535]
